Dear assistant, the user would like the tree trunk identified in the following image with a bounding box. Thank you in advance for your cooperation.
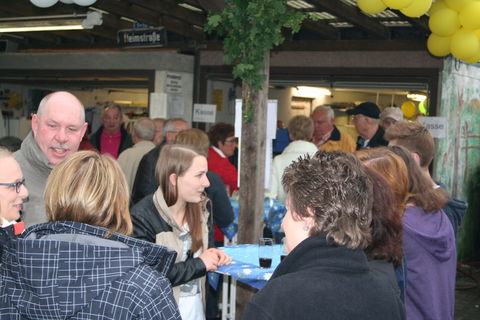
[235,54,270,319]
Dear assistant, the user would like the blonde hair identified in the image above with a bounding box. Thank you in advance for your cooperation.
[175,128,210,157]
[288,115,314,141]
[156,144,206,253]
[44,151,132,236]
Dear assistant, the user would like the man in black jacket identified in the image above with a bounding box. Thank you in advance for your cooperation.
[347,102,388,150]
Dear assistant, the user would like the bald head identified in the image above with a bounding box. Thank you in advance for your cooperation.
[37,91,85,123]
[32,91,87,165]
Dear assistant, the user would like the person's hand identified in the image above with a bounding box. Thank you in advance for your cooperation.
[210,248,232,266]
[199,248,232,271]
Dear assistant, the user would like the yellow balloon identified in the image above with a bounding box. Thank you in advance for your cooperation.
[429,0,447,14]
[459,2,480,30]
[427,33,451,56]
[358,0,387,14]
[463,52,480,63]
[401,0,433,17]
[401,101,416,118]
[444,0,472,12]
[382,0,414,10]
[450,28,480,60]
[429,8,460,37]
[418,100,428,115]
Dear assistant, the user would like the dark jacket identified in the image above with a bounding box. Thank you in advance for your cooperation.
[89,125,133,156]
[131,142,234,231]
[356,125,388,150]
[0,221,180,320]
[243,234,405,320]
[130,194,208,287]
[131,143,164,205]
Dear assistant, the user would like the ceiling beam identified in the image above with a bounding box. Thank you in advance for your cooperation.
[392,10,429,34]
[94,0,204,41]
[128,0,206,26]
[0,2,116,45]
[302,20,339,40]
[275,39,426,51]
[308,0,390,39]
[204,39,426,51]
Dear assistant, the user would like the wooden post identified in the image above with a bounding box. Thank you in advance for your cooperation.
[235,54,270,319]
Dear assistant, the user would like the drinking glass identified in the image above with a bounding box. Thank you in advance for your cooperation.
[258,237,273,268]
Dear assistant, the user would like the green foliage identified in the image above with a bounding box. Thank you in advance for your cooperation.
[205,0,308,92]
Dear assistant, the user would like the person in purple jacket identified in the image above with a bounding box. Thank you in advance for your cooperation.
[388,146,456,320]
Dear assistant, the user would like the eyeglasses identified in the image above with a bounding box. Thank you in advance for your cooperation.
[224,137,238,144]
[0,179,25,193]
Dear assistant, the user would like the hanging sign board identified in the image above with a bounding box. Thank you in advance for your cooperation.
[418,116,447,138]
[193,104,216,123]
[166,73,183,94]
[117,27,167,48]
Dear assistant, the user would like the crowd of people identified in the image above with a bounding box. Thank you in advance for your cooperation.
[0,90,467,320]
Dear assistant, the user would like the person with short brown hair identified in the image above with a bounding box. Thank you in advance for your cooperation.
[385,120,434,169]
[207,123,238,195]
[385,120,468,238]
[243,151,404,320]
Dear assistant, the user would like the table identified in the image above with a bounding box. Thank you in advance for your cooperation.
[221,198,287,241]
[211,244,284,320]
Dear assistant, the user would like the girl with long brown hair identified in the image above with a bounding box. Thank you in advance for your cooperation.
[131,144,231,320]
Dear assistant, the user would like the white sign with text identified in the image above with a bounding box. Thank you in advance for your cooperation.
[165,73,182,93]
[193,104,216,123]
[418,116,447,138]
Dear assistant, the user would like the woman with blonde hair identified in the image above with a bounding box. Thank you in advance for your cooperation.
[268,115,317,202]
[131,144,231,320]
[0,151,181,320]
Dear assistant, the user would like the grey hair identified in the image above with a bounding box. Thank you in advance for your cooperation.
[134,118,155,140]
[312,106,334,119]
[163,118,188,135]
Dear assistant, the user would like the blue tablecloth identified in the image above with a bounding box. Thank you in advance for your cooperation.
[209,244,284,290]
[221,198,287,240]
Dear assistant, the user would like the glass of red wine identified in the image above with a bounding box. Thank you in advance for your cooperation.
[258,237,273,268]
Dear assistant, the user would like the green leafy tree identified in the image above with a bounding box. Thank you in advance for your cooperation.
[206,0,309,121]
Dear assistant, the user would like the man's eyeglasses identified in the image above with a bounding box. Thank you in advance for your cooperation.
[224,137,238,144]
[0,179,25,193]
